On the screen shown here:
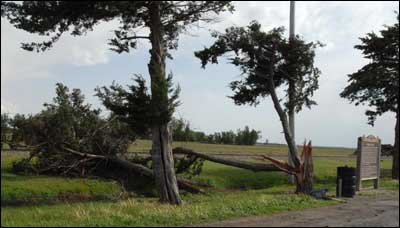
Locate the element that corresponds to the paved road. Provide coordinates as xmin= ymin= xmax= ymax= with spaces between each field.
xmin=189 ymin=190 xmax=399 ymax=227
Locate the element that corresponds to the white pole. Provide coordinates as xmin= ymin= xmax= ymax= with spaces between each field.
xmin=288 ymin=0 xmax=296 ymax=184
xmin=290 ymin=1 xmax=295 ymax=39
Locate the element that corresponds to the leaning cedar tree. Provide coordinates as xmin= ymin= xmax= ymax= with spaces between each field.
xmin=2 ymin=1 xmax=234 ymax=205
xmin=194 ymin=21 xmax=323 ymax=194
xmin=340 ymin=13 xmax=399 ymax=180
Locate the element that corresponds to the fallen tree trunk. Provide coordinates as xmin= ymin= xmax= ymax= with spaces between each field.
xmin=112 ymin=156 xmax=206 ymax=194
xmin=173 ymin=147 xmax=280 ymax=172
xmin=62 ymin=147 xmax=205 ymax=194
xmin=173 ymin=145 xmax=314 ymax=194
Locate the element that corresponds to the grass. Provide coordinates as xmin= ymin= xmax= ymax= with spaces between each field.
xmin=1 ymin=190 xmax=335 ymax=227
xmin=1 ymin=141 xmax=398 ymax=227
xmin=1 ymin=155 xmax=123 ymax=206
xmin=128 ymin=139 xmax=356 ymax=156
xmin=192 ymin=159 xmax=398 ymax=193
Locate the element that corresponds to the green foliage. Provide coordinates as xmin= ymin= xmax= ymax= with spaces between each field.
xmin=96 ymin=74 xmax=180 ymax=130
xmin=195 ymin=21 xmax=323 ymax=112
xmin=171 ymin=118 xmax=260 ymax=145
xmin=1 ymin=113 xmax=10 ymax=131
xmin=1 ymin=113 xmax=11 ymax=147
xmin=1 ymin=1 xmax=233 ymax=53
xmin=340 ymin=14 xmax=399 ymax=125
xmin=1 ymin=113 xmax=36 ymax=149
xmin=11 ymin=158 xmax=36 ymax=175
xmin=235 ymin=126 xmax=260 ymax=145
xmin=95 ymin=76 xmax=152 ymax=137
xmin=175 ymin=156 xmax=204 ymax=179
xmin=12 ymin=83 xmax=135 ymax=177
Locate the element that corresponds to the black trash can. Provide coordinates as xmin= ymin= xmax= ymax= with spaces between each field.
xmin=336 ymin=166 xmax=356 ymax=198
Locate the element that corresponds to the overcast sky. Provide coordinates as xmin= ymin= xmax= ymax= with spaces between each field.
xmin=1 ymin=1 xmax=399 ymax=148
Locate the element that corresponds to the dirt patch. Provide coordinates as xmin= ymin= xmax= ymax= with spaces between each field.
xmin=188 ymin=190 xmax=399 ymax=227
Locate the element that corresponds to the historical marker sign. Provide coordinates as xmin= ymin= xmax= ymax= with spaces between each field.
xmin=356 ymin=135 xmax=381 ymax=191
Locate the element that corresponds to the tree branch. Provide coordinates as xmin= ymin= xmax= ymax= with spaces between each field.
xmin=122 ymin=36 xmax=150 ymax=40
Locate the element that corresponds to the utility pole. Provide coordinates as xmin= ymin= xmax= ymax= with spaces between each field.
xmin=288 ymin=0 xmax=296 ymax=184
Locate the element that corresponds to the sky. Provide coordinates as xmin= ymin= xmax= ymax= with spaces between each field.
xmin=1 ymin=1 xmax=399 ymax=148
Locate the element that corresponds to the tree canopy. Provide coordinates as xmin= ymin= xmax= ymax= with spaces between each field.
xmin=340 ymin=13 xmax=399 ymax=180
xmin=1 ymin=1 xmax=233 ymax=53
xmin=195 ymin=21 xmax=323 ymax=112
xmin=340 ymin=14 xmax=399 ymax=125
xmin=96 ymin=74 xmax=180 ymax=135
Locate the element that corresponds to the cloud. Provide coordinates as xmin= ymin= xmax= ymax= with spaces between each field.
xmin=1 ymin=18 xmax=118 ymax=82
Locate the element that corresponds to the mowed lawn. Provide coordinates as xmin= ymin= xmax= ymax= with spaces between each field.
xmin=1 ymin=142 xmax=398 ymax=227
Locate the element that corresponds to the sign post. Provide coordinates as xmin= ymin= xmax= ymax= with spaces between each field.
xmin=356 ymin=135 xmax=381 ymax=191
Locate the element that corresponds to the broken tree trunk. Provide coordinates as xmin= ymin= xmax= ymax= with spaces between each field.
xmin=173 ymin=147 xmax=279 ymax=172
xmin=262 ymin=141 xmax=314 ymax=194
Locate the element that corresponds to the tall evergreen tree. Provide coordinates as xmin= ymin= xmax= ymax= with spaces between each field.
xmin=2 ymin=1 xmax=233 ymax=204
xmin=340 ymin=14 xmax=399 ymax=179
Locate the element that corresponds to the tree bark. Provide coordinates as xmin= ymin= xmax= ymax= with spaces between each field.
xmin=173 ymin=147 xmax=280 ymax=172
xmin=288 ymin=80 xmax=296 ymax=184
xmin=264 ymin=57 xmax=300 ymax=168
xmin=393 ymin=111 xmax=399 ymax=179
xmin=148 ymin=2 xmax=181 ymax=205
xmin=110 ymin=154 xmax=204 ymax=194
xmin=295 ymin=142 xmax=313 ymax=194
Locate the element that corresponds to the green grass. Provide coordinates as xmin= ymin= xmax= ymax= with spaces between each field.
xmin=1 ymin=155 xmax=122 ymax=206
xmin=192 ymin=159 xmax=398 ymax=193
xmin=128 ymin=139 xmax=356 ymax=156
xmin=1 ymin=190 xmax=336 ymax=227
xmin=1 ymin=140 xmax=398 ymax=227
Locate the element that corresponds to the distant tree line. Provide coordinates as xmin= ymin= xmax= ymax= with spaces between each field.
xmin=1 ymin=113 xmax=33 ymax=149
xmin=171 ymin=118 xmax=261 ymax=145
xmin=1 ymin=113 xmax=262 ymax=148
